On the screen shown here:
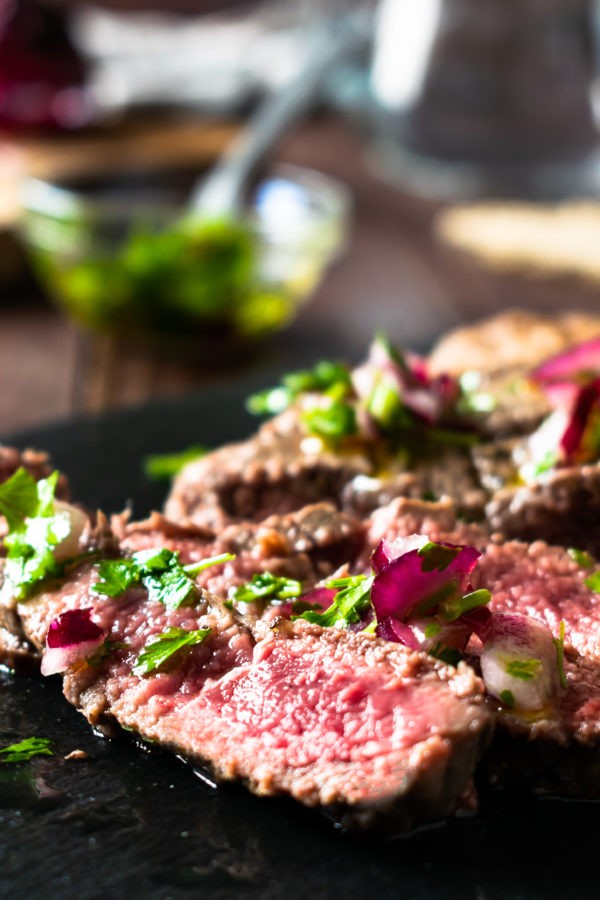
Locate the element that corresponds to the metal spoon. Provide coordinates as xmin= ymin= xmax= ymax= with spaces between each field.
xmin=189 ymin=11 xmax=372 ymax=219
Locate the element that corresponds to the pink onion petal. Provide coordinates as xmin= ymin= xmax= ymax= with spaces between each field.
xmin=480 ymin=613 xmax=559 ymax=711
xmin=532 ymin=336 xmax=600 ymax=386
xmin=560 ymin=378 xmax=600 ymax=461
xmin=371 ymin=535 xmax=429 ymax=574
xmin=41 ymin=608 xmax=106 ymax=676
xmin=371 ymin=540 xmax=480 ymax=622
xmin=46 ymin=607 xmax=104 ymax=648
xmin=410 ymin=618 xmax=471 ymax=654
xmin=461 ymin=606 xmax=493 ymax=641
xmin=376 ymin=617 xmax=421 ymax=649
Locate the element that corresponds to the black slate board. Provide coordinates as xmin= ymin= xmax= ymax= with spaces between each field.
xmin=1 ymin=378 xmax=600 ymax=900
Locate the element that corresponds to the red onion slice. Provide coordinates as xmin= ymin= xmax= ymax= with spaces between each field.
xmin=531 ymin=336 xmax=600 ymax=386
xmin=41 ymin=608 xmax=106 ymax=676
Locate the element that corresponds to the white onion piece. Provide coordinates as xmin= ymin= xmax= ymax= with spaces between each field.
xmin=410 ymin=618 xmax=470 ymax=654
xmin=50 ymin=501 xmax=89 ymax=562
xmin=480 ymin=614 xmax=559 ymax=711
xmin=41 ymin=637 xmax=105 ymax=676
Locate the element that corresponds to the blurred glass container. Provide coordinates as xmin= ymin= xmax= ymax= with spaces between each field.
xmin=19 ymin=164 xmax=350 ymax=359
xmin=368 ymin=0 xmax=600 ymax=198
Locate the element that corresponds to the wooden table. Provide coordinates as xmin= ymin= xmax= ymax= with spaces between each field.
xmin=3 ymin=114 xmax=600 ymax=437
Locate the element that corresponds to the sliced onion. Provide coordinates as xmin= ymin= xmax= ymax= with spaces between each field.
xmin=376 ymin=617 xmax=421 ymax=649
xmin=41 ymin=608 xmax=106 ymax=676
xmin=50 ymin=501 xmax=89 ymax=562
xmin=480 ymin=613 xmax=559 ymax=711
xmin=531 ymin=336 xmax=600 ymax=386
xmin=560 ymin=378 xmax=600 ymax=461
xmin=371 ymin=534 xmax=430 ymax=574
xmin=371 ymin=539 xmax=480 ymax=622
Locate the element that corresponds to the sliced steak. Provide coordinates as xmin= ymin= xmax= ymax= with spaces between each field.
xmin=484 ymin=461 xmax=600 ymax=557
xmin=166 ymin=407 xmax=486 ymax=530
xmin=12 ymin=559 xmax=492 ymax=835
xmin=117 ymin=504 xmax=365 ymax=604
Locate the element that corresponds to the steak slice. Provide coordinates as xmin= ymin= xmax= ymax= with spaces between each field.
xmin=165 ymin=407 xmax=486 ymax=530
xmin=116 ymin=504 xmax=365 ymax=608
xmin=12 ymin=560 xmax=492 ymax=835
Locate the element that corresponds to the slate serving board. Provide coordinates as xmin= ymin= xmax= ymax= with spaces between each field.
xmin=1 ymin=377 xmax=599 ymax=900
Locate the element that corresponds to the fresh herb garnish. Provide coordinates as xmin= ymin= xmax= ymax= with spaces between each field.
xmin=418 ymin=542 xmax=461 ymax=573
xmin=143 ymin=445 xmax=208 ymax=480
xmin=569 ymin=547 xmax=594 ymax=569
xmin=93 ymin=550 xmax=234 ymax=611
xmin=134 ymin=626 xmax=211 ymax=675
xmin=0 ymin=737 xmax=53 ymax=764
xmin=439 ymin=588 xmax=491 ymax=623
xmin=301 ymin=400 xmax=357 ymax=439
xmin=296 ymin=574 xmax=373 ymax=628
xmin=584 ymin=570 xmax=600 ymax=592
xmin=429 ymin=643 xmax=462 ymax=667
xmin=554 ymin=620 xmax=568 ymax=689
xmin=232 ymin=572 xmax=302 ymax=604
xmin=247 ymin=360 xmax=351 ymax=417
xmin=504 ymin=658 xmax=542 ymax=680
xmin=499 ymin=689 xmax=515 ymax=708
xmin=0 ymin=469 xmax=72 ymax=600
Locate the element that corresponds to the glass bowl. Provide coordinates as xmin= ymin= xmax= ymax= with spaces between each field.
xmin=19 ymin=163 xmax=350 ymax=357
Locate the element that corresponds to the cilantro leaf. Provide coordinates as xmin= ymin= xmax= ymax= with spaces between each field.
xmin=143 ymin=445 xmax=208 ymax=481
xmin=134 ymin=626 xmax=211 ymax=675
xmin=301 ymin=400 xmax=357 ymax=439
xmin=233 ymin=572 xmax=302 ymax=604
xmin=499 ymin=689 xmax=515 ymax=708
xmin=569 ymin=547 xmax=594 ymax=569
xmin=93 ymin=559 xmax=141 ymax=597
xmin=93 ymin=549 xmax=233 ymax=611
xmin=246 ymin=360 xmax=351 ymax=417
xmin=0 ymin=471 xmax=71 ymax=600
xmin=584 ymin=571 xmax=600 ymax=592
xmin=504 ymin=658 xmax=542 ymax=680
xmin=554 ymin=620 xmax=568 ymax=689
xmin=296 ymin=574 xmax=373 ymax=628
xmin=0 ymin=468 xmax=48 ymax=532
xmin=0 ymin=737 xmax=53 ymax=764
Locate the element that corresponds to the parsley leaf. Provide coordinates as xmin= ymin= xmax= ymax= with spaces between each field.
xmin=0 ymin=468 xmax=41 ymax=531
xmin=584 ymin=571 xmax=600 ymax=592
xmin=246 ymin=360 xmax=351 ymax=416
xmin=233 ymin=572 xmax=302 ymax=604
xmin=134 ymin=626 xmax=211 ymax=675
xmin=504 ymin=658 xmax=542 ymax=680
xmin=0 ymin=737 xmax=53 ymax=764
xmin=554 ymin=620 xmax=568 ymax=689
xmin=569 ymin=547 xmax=594 ymax=569
xmin=93 ymin=550 xmax=234 ymax=611
xmin=143 ymin=445 xmax=208 ymax=480
xmin=296 ymin=574 xmax=373 ymax=628
xmin=499 ymin=689 xmax=515 ymax=708
xmin=301 ymin=400 xmax=357 ymax=439
xmin=0 ymin=470 xmax=71 ymax=600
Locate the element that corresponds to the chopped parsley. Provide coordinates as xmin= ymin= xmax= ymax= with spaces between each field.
xmin=93 ymin=549 xmax=234 ymax=611
xmin=0 ymin=737 xmax=53 ymax=764
xmin=429 ymin=643 xmax=462 ymax=667
xmin=499 ymin=689 xmax=515 ymax=708
xmin=134 ymin=626 xmax=211 ymax=675
xmin=504 ymin=658 xmax=542 ymax=680
xmin=418 ymin=542 xmax=461 ymax=573
xmin=439 ymin=588 xmax=491 ymax=623
xmin=584 ymin=570 xmax=600 ymax=592
xmin=0 ymin=469 xmax=71 ymax=600
xmin=301 ymin=400 xmax=357 ymax=439
xmin=246 ymin=360 xmax=351 ymax=416
xmin=232 ymin=572 xmax=302 ymax=604
xmin=143 ymin=445 xmax=208 ymax=480
xmin=296 ymin=574 xmax=373 ymax=629
xmin=554 ymin=620 xmax=568 ymax=689
xmin=568 ymin=547 xmax=594 ymax=569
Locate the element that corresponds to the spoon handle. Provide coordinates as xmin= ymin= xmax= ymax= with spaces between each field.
xmin=191 ymin=12 xmax=371 ymax=218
